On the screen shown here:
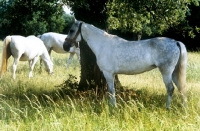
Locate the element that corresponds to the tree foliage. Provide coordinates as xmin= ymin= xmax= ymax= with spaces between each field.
xmin=0 ymin=0 xmax=71 ymax=36
xmin=62 ymin=13 xmax=75 ymax=33
xmin=63 ymin=0 xmax=108 ymax=29
xmin=106 ymin=0 xmax=195 ymax=35
xmin=63 ymin=0 xmax=200 ymax=37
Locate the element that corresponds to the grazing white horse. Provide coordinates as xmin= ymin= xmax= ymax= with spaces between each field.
xmin=0 ymin=35 xmax=53 ymax=79
xmin=38 ymin=32 xmax=80 ymax=69
xmin=63 ymin=20 xmax=188 ymax=109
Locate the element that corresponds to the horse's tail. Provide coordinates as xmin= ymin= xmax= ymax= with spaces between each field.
xmin=173 ymin=41 xmax=187 ymax=106
xmin=0 ymin=36 xmax=12 ymax=77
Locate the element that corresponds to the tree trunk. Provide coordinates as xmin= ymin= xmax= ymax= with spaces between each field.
xmin=78 ymin=40 xmax=121 ymax=92
xmin=78 ymin=40 xmax=96 ymax=90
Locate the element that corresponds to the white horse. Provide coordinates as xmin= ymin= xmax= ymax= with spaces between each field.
xmin=63 ymin=20 xmax=188 ymax=109
xmin=0 ymin=35 xmax=53 ymax=79
xmin=38 ymin=32 xmax=80 ymax=69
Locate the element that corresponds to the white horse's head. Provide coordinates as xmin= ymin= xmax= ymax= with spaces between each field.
xmin=63 ymin=20 xmax=82 ymax=52
xmin=44 ymin=60 xmax=53 ymax=74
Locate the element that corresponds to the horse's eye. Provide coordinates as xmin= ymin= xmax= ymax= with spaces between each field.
xmin=70 ymin=30 xmax=74 ymax=33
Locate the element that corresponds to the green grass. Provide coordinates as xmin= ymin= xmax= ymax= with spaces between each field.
xmin=0 ymin=40 xmax=200 ymax=131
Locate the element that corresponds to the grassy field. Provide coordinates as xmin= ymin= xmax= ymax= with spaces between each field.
xmin=0 ymin=40 xmax=200 ymax=131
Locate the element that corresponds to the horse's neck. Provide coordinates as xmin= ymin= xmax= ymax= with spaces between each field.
xmin=41 ymin=50 xmax=51 ymax=64
xmin=82 ymin=24 xmax=108 ymax=57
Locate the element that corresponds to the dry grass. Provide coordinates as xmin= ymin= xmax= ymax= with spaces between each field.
xmin=0 ymin=40 xmax=200 ymax=131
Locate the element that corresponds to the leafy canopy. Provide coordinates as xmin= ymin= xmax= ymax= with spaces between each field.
xmin=106 ymin=0 xmax=196 ymax=35
xmin=0 ymin=0 xmax=69 ymax=36
xmin=63 ymin=0 xmax=108 ymax=29
xmin=62 ymin=0 xmax=200 ymax=37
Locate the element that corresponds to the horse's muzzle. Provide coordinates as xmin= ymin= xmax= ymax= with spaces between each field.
xmin=49 ymin=72 xmax=54 ymax=75
xmin=63 ymin=40 xmax=72 ymax=52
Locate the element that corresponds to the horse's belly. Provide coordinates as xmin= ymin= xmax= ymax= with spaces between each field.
xmin=53 ymin=46 xmax=76 ymax=53
xmin=53 ymin=48 xmax=66 ymax=53
xmin=117 ymin=64 xmax=156 ymax=75
xmin=19 ymin=54 xmax=37 ymax=61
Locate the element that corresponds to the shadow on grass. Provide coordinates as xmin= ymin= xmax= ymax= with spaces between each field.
xmin=0 ymin=74 xmax=183 ymax=110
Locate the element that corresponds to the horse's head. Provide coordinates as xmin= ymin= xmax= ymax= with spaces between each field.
xmin=63 ymin=20 xmax=82 ymax=52
xmin=44 ymin=60 xmax=54 ymax=74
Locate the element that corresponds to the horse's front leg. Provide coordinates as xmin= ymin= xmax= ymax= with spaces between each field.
xmin=103 ymin=71 xmax=116 ymax=106
xmin=13 ymin=58 xmax=19 ymax=80
xmin=66 ymin=53 xmax=75 ymax=69
xmin=28 ymin=60 xmax=33 ymax=78
xmin=29 ymin=57 xmax=39 ymax=78
xmin=40 ymin=49 xmax=52 ymax=71
xmin=75 ymin=48 xmax=80 ymax=62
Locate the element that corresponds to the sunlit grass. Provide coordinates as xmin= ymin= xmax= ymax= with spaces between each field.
xmin=0 ymin=40 xmax=200 ymax=131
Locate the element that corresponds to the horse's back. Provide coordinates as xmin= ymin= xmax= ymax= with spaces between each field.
xmin=25 ymin=35 xmax=47 ymax=53
xmin=40 ymin=32 xmax=67 ymax=53
xmin=10 ymin=35 xmax=27 ymax=53
xmin=99 ymin=37 xmax=180 ymax=74
xmin=10 ymin=35 xmax=46 ymax=61
xmin=146 ymin=37 xmax=180 ymax=64
xmin=41 ymin=32 xmax=67 ymax=41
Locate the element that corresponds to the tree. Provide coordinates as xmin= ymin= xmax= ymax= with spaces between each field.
xmin=106 ymin=0 xmax=195 ymax=36
xmin=61 ymin=0 xmax=200 ymax=91
xmin=62 ymin=0 xmax=108 ymax=29
xmin=62 ymin=0 xmax=123 ymax=92
xmin=64 ymin=0 xmax=199 ymax=36
xmin=62 ymin=13 xmax=75 ymax=33
xmin=163 ymin=2 xmax=200 ymax=49
xmin=77 ymin=39 xmax=121 ymax=92
xmin=0 ymin=0 xmax=66 ymax=36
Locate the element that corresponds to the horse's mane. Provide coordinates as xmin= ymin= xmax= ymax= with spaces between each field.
xmin=85 ymin=23 xmax=106 ymax=34
xmin=85 ymin=23 xmax=122 ymax=40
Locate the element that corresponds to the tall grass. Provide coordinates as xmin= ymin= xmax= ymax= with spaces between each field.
xmin=0 ymin=40 xmax=199 ymax=131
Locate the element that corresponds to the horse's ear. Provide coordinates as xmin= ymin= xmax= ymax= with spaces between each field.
xmin=37 ymin=35 xmax=41 ymax=38
xmin=72 ymin=16 xmax=76 ymax=23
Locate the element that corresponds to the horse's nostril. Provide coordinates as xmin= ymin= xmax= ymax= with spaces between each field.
xmin=63 ymin=42 xmax=72 ymax=52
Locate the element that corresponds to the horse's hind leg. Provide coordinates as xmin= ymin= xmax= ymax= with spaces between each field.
xmin=160 ymin=67 xmax=175 ymax=109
